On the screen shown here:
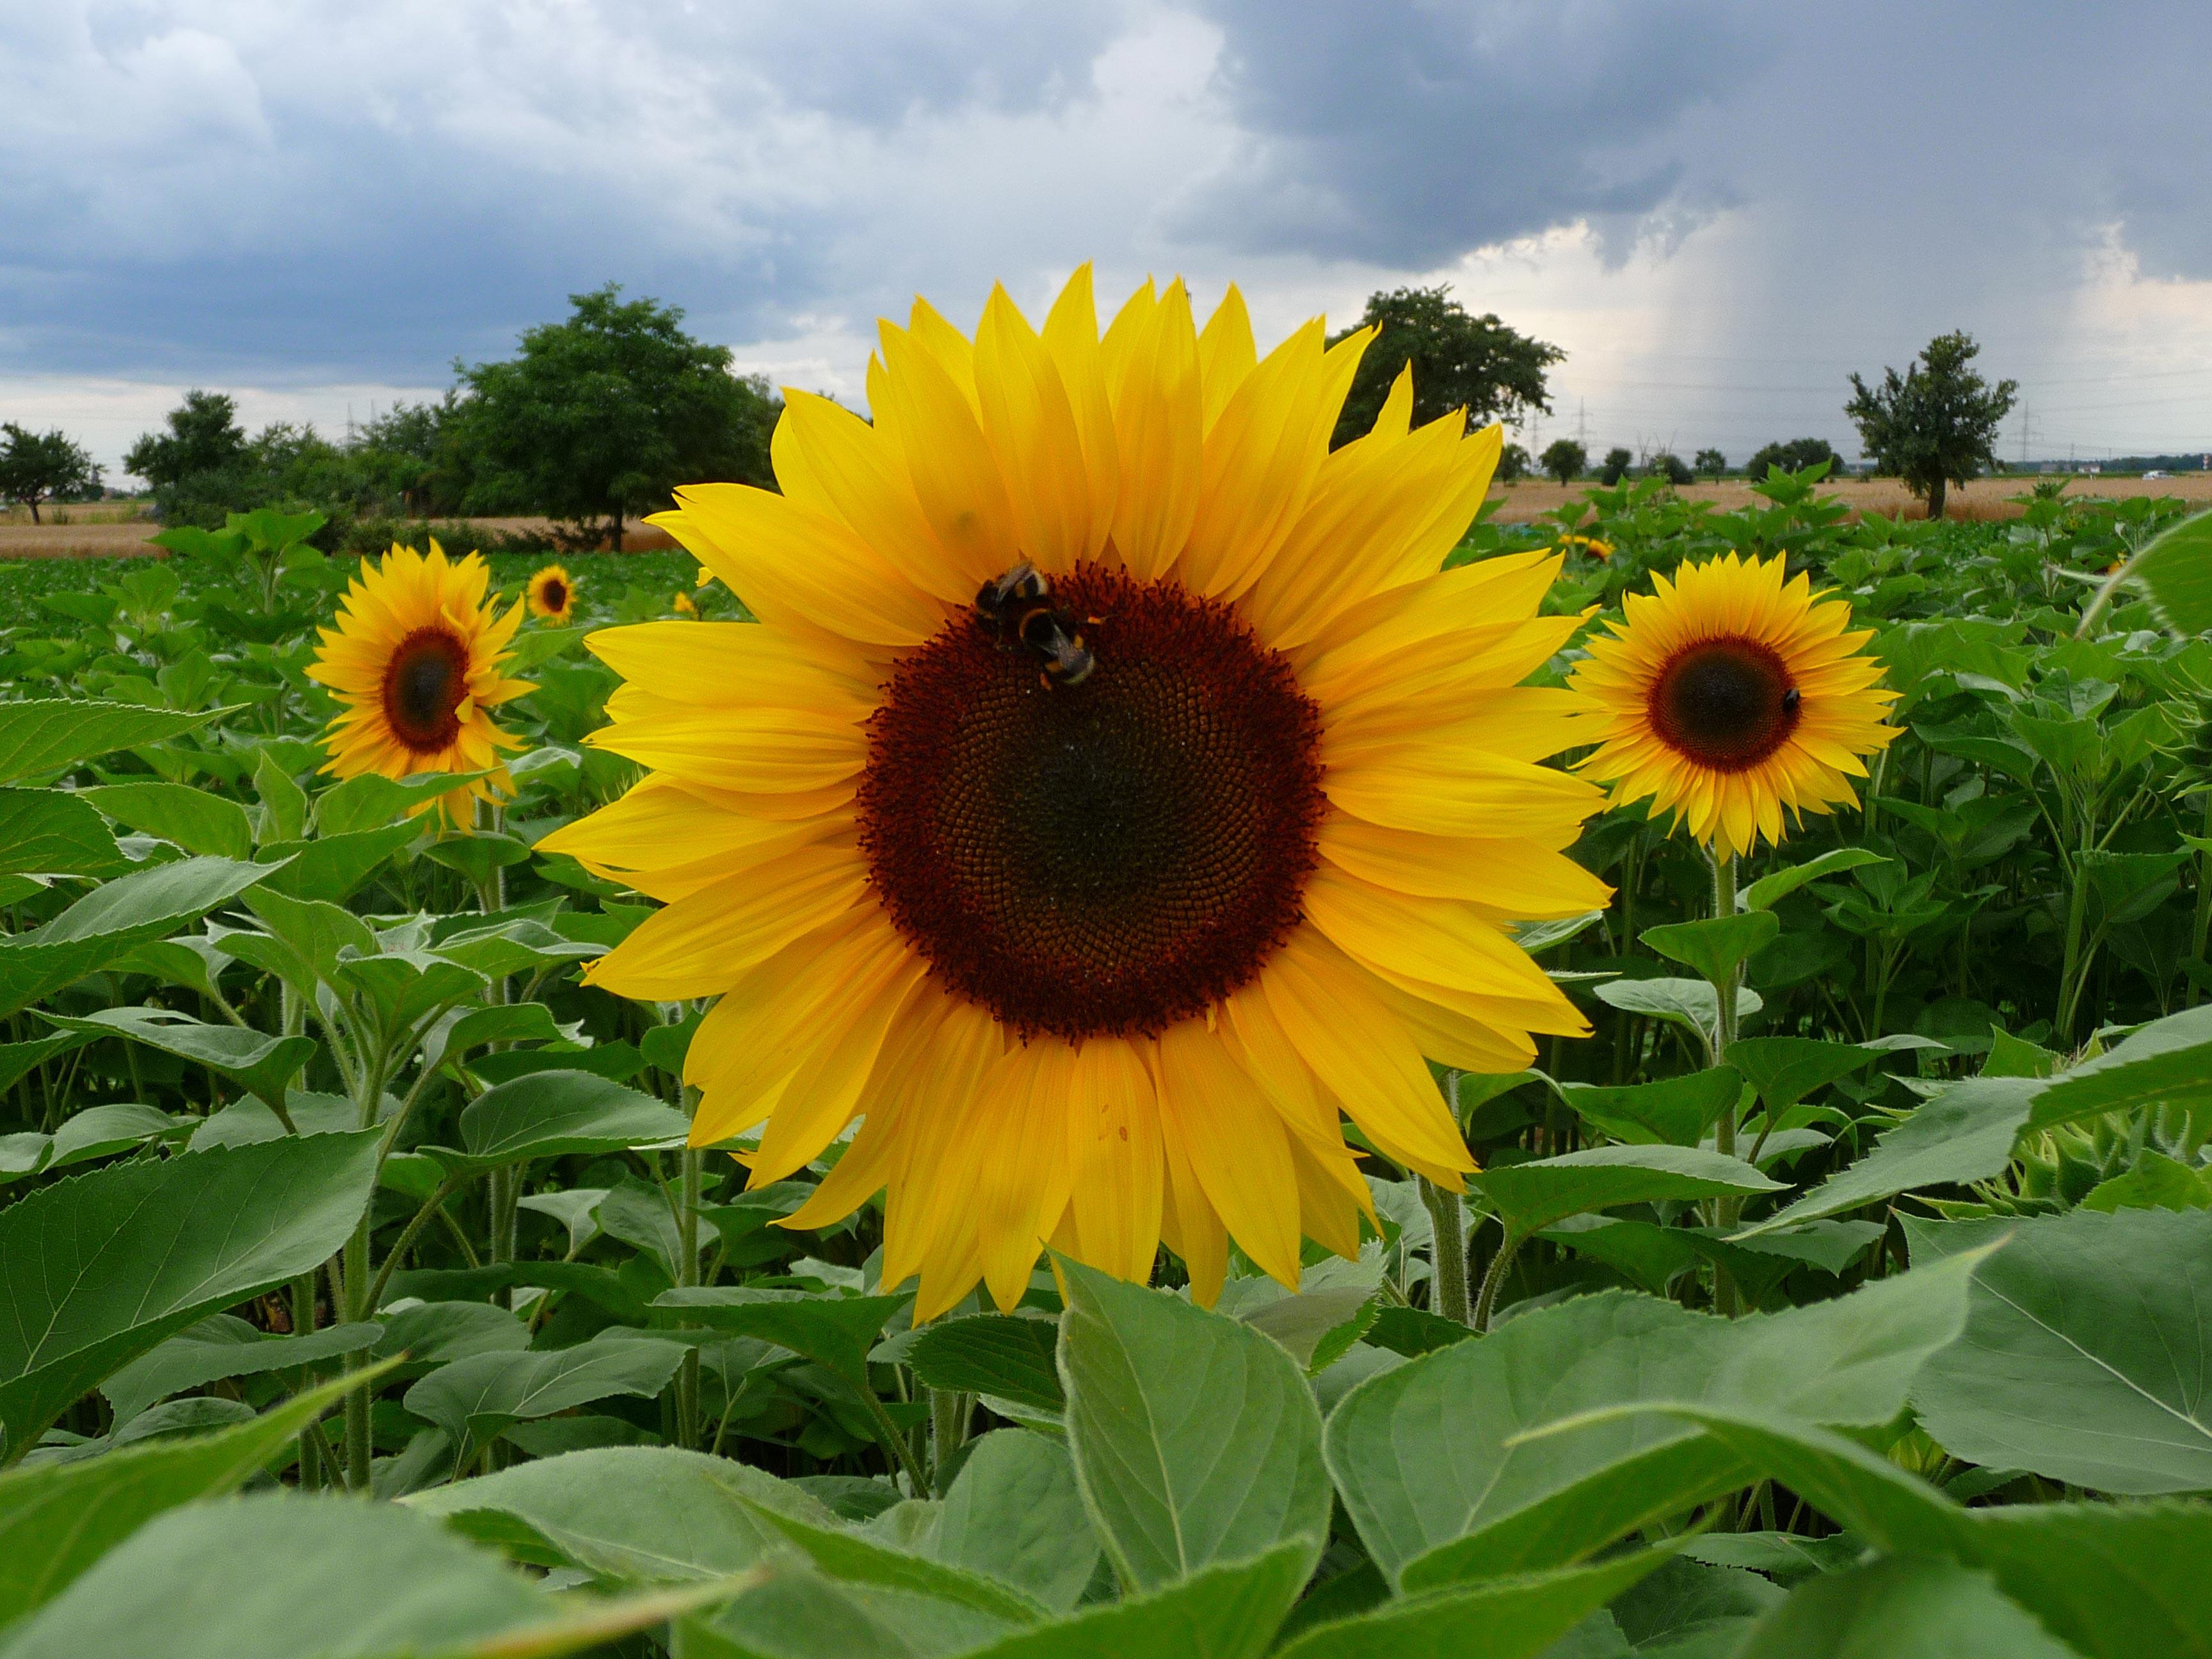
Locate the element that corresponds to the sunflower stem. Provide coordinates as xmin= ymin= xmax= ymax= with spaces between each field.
xmin=1419 ymin=1174 xmax=1471 ymax=1326
xmin=930 ymin=1388 xmax=971 ymax=1488
xmin=1709 ymin=851 xmax=1743 ymax=1316
xmin=1473 ymin=1230 xmax=1523 ymax=1333
xmin=675 ymin=1148 xmax=702 ymax=1449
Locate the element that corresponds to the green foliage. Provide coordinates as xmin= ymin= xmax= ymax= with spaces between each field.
xmin=1541 ymin=438 xmax=1587 ymax=485
xmin=1694 ymin=447 xmax=1728 ymax=481
xmin=1327 ymin=286 xmax=1563 ymax=448
xmin=1744 ymin=435 xmax=1843 ymax=481
xmin=1599 ymin=445 xmax=1633 ymax=485
xmin=1847 ymin=331 xmax=2019 ymax=518
xmin=1646 ymin=450 xmax=1694 ymax=486
xmin=0 ymin=425 xmax=100 ymax=524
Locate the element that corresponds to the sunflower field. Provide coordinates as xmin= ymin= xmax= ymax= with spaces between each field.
xmin=1 ymin=280 xmax=2211 ymax=1659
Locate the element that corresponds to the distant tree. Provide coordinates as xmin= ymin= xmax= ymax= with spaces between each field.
xmin=1498 ymin=442 xmax=1530 ymax=483
xmin=1599 ymin=447 xmax=1634 ymax=486
xmin=124 ymin=390 xmax=250 ymax=513
xmin=1745 ymin=436 xmax=1843 ymax=483
xmin=454 ymin=285 xmax=780 ymax=549
xmin=1540 ymin=438 xmax=1587 ymax=486
xmin=1694 ymin=447 xmax=1728 ymax=481
xmin=1327 ymin=287 xmax=1564 ymax=449
xmin=1845 ymin=332 xmax=2018 ymax=520
xmin=0 ymin=425 xmax=100 ymax=523
xmin=1648 ymin=451 xmax=1694 ymax=485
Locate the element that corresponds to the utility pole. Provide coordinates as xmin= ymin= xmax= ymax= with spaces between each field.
xmin=1575 ymin=399 xmax=1590 ymax=449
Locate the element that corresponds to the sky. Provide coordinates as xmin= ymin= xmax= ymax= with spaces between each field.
xmin=4 ymin=0 xmax=2211 ymax=479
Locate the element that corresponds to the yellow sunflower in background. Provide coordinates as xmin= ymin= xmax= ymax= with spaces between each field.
xmin=309 ymin=540 xmax=533 ymax=815
xmin=1569 ymin=552 xmax=1897 ymax=860
xmin=672 ymin=590 xmax=699 ymax=616
xmin=543 ymin=268 xmax=1610 ymax=1317
xmin=1557 ymin=532 xmax=1613 ymax=560
xmin=526 ymin=563 xmax=576 ymax=624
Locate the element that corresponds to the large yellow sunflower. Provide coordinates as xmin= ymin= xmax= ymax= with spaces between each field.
xmin=309 ymin=540 xmax=533 ymax=810
xmin=526 ymin=563 xmax=576 ymax=624
xmin=1569 ymin=551 xmax=1897 ymax=860
xmin=543 ymin=269 xmax=1610 ymax=1317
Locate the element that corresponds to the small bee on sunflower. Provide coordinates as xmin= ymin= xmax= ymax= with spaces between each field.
xmin=525 ymin=563 xmax=575 ymax=624
xmin=1569 ymin=551 xmax=1897 ymax=861
xmin=672 ymin=589 xmax=700 ymax=617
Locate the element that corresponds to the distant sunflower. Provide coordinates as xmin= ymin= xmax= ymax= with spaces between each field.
xmin=1557 ymin=533 xmax=1613 ymax=560
xmin=544 ymin=269 xmax=1608 ymax=1317
xmin=673 ymin=590 xmax=699 ymax=616
xmin=309 ymin=540 xmax=532 ymax=813
xmin=1569 ymin=552 xmax=1896 ymax=859
xmin=526 ymin=563 xmax=575 ymax=623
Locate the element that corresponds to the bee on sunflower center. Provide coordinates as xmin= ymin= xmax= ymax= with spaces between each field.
xmin=975 ymin=561 xmax=1095 ymax=688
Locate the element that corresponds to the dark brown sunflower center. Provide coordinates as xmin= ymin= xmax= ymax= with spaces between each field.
xmin=541 ymin=579 xmax=568 ymax=611
xmin=1648 ymin=636 xmax=1800 ymax=771
xmin=858 ymin=565 xmax=1325 ymax=1041
xmin=381 ymin=626 xmax=470 ymax=752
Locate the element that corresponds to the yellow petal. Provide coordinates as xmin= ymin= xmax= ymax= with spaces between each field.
xmin=1107 ymin=279 xmax=1203 ymax=581
xmin=585 ymin=842 xmax=867 ymax=999
xmin=1196 ymin=284 xmax=1257 ymax=432
xmin=874 ymin=319 xmax=1022 ymax=592
xmin=1041 ymin=265 xmax=1119 ymax=561
xmin=1155 ymin=1020 xmax=1303 ymax=1288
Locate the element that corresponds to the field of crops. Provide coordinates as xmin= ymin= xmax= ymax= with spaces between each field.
xmin=0 ymin=444 xmax=2208 ymax=1659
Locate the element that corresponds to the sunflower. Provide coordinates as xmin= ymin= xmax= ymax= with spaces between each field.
xmin=542 ymin=269 xmax=1610 ymax=1317
xmin=1556 ymin=532 xmax=1613 ymax=560
xmin=1569 ymin=551 xmax=1897 ymax=860
xmin=673 ymin=590 xmax=699 ymax=616
xmin=526 ymin=563 xmax=576 ymax=623
xmin=308 ymin=540 xmax=533 ymax=813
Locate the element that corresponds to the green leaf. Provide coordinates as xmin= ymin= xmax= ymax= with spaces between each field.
xmin=0 ymin=1130 xmax=379 ymax=1461
xmin=99 ymin=1315 xmax=381 ymax=1424
xmin=250 ymin=748 xmax=309 ymax=844
xmin=230 ymin=886 xmax=376 ymax=999
xmin=2081 ymin=1149 xmax=2212 ymax=1213
xmin=0 ymin=1491 xmax=554 ymax=1659
xmin=1470 ymin=1145 xmax=1783 ymax=1240
xmin=1961 ymin=1500 xmax=2212 ymax=1659
xmin=424 ymin=833 xmax=534 ymax=888
xmin=0 ymin=789 xmax=125 ymax=875
xmin=0 ymin=856 xmax=276 ymax=1017
xmin=1641 ymin=911 xmax=1781 ymax=986
xmin=953 ymin=1543 xmax=1311 ymax=1659
xmin=1741 ymin=847 xmax=1892 ymax=911
xmin=0 ymin=700 xmax=223 ymax=785
xmin=1907 ymin=1208 xmax=2212 ymax=1493
xmin=40 ymin=1007 xmax=314 ymax=1116
xmin=1732 ymin=1076 xmax=2042 ymax=1237
xmin=254 ymin=821 xmax=423 ymax=902
xmin=1279 ymin=1550 xmax=1675 ymax=1659
xmin=2029 ymin=1004 xmax=2212 ymax=1132
xmin=1057 ymin=1257 xmax=1330 ymax=1593
xmin=85 ymin=781 xmax=253 ymax=860
xmin=434 ymin=1069 xmax=689 ymax=1169
xmin=406 ymin=1445 xmax=837 ymax=1582
xmin=1324 ymin=1254 xmax=1978 ymax=1587
xmin=674 ymin=1566 xmax=1017 ymax=1659
xmin=1553 ymin=1069 xmax=1743 ymax=1146
xmin=739 ymin=1501 xmax=1048 ymax=1625
xmin=925 ymin=1429 xmax=1100 ymax=1613
xmin=1733 ymin=1557 xmax=2079 ymax=1658
xmin=1592 ymin=977 xmax=1763 ymax=1055
xmin=312 ymin=771 xmax=480 ymax=837
xmin=47 ymin=1102 xmax=184 ymax=1167
xmin=1722 ymin=1037 xmax=1877 ymax=1117
xmin=653 ymin=1289 xmax=910 ymax=1386
xmin=403 ymin=1335 xmax=686 ymax=1459
xmin=902 ymin=1315 xmax=1064 ymax=1415
xmin=0 ymin=1368 xmax=381 ymax=1626
xmin=2129 ymin=506 xmax=2212 ymax=636
xmin=1239 ymin=1286 xmax=1378 ymax=1374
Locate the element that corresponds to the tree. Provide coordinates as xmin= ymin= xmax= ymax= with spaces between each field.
xmin=0 ymin=425 xmax=100 ymax=523
xmin=1845 ymin=332 xmax=2017 ymax=520
xmin=1498 ymin=442 xmax=1530 ymax=483
xmin=124 ymin=390 xmax=250 ymax=502
xmin=1694 ymin=447 xmax=1728 ymax=481
xmin=1541 ymin=438 xmax=1587 ymax=486
xmin=1599 ymin=447 xmax=1634 ymax=486
xmin=1327 ymin=287 xmax=1564 ymax=449
xmin=454 ymin=285 xmax=780 ymax=549
xmin=1745 ymin=436 xmax=1843 ymax=483
xmin=1648 ymin=451 xmax=1693 ymax=485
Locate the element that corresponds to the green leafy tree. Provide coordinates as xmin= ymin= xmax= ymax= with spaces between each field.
xmin=1541 ymin=438 xmax=1587 ymax=486
xmin=1327 ymin=287 xmax=1564 ymax=449
xmin=1846 ymin=332 xmax=2018 ymax=520
xmin=0 ymin=425 xmax=100 ymax=523
xmin=1498 ymin=441 xmax=1530 ymax=483
xmin=1694 ymin=447 xmax=1728 ymax=481
xmin=1648 ymin=451 xmax=1693 ymax=485
xmin=1599 ymin=446 xmax=1634 ymax=486
xmin=1745 ymin=436 xmax=1843 ymax=483
xmin=454 ymin=285 xmax=780 ymax=549
xmin=124 ymin=390 xmax=252 ymax=522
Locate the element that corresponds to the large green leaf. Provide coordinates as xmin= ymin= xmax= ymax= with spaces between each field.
xmin=40 ymin=1007 xmax=314 ymax=1117
xmin=923 ymin=1429 xmax=1100 ymax=1614
xmin=653 ymin=1289 xmax=909 ymax=1386
xmin=2129 ymin=505 xmax=2212 ymax=636
xmin=1723 ymin=1037 xmax=1877 ymax=1118
xmin=1276 ymin=1549 xmax=1676 ymax=1659
xmin=1733 ymin=1076 xmax=2042 ymax=1237
xmin=408 ymin=1446 xmax=836 ymax=1582
xmin=956 ymin=1543 xmax=1310 ymax=1659
xmin=0 ymin=1369 xmax=379 ymax=1626
xmin=402 ymin=1335 xmax=685 ymax=1458
xmin=1733 ymin=1557 xmax=2079 ymax=1658
xmin=0 ymin=789 xmax=125 ymax=875
xmin=0 ymin=1129 xmax=380 ymax=1461
xmin=1592 ymin=977 xmax=1763 ymax=1056
xmin=0 ymin=700 xmax=223 ymax=785
xmin=1323 ymin=1253 xmax=1978 ymax=1587
xmin=0 ymin=1492 xmax=550 ymax=1659
xmin=1641 ymin=911 xmax=1780 ymax=988
xmin=1908 ymin=1208 xmax=2212 ymax=1493
xmin=255 ymin=822 xmax=423 ymax=903
xmin=2028 ymin=1004 xmax=2212 ymax=1132
xmin=1553 ymin=1069 xmax=1743 ymax=1147
xmin=901 ymin=1315 xmax=1063 ymax=1415
xmin=83 ymin=781 xmax=254 ymax=860
xmin=99 ymin=1315 xmax=381 ymax=1424
xmin=0 ymin=856 xmax=276 ymax=1017
xmin=739 ymin=1502 xmax=1047 ymax=1625
xmin=1470 ymin=1145 xmax=1783 ymax=1239
xmin=433 ymin=1068 xmax=690 ymax=1169
xmin=1741 ymin=847 xmax=1891 ymax=911
xmin=1056 ymin=1258 xmax=1331 ymax=1593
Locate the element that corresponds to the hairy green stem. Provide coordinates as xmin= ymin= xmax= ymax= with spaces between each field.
xmin=2193 ymin=796 xmax=2212 ymax=1009
xmin=1418 ymin=1174 xmax=1471 ymax=1326
xmin=1472 ymin=1230 xmax=1523 ymax=1333
xmin=676 ymin=1149 xmax=703 ymax=1449
xmin=1710 ymin=853 xmax=1743 ymax=1316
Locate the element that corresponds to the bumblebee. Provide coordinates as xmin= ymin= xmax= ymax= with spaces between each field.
xmin=975 ymin=561 xmax=1096 ymax=687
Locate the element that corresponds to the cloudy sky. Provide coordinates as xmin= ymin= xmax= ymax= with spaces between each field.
xmin=6 ymin=0 xmax=2210 ymax=477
